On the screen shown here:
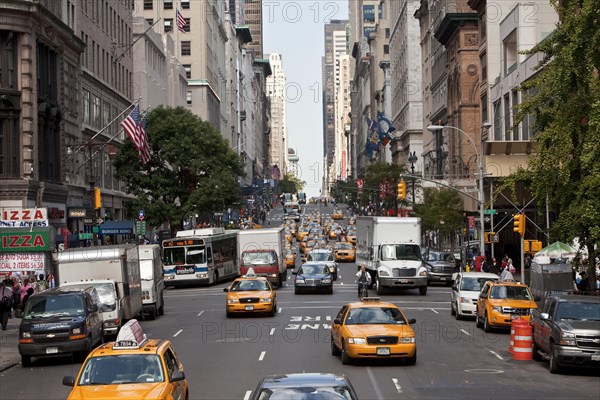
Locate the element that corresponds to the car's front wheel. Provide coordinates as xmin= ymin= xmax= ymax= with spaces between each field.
xmin=483 ymin=313 xmax=493 ymax=333
xmin=475 ymin=309 xmax=483 ymax=328
xmin=331 ymin=335 xmax=341 ymax=356
xmin=549 ymin=343 xmax=562 ymax=374
xmin=341 ymin=341 xmax=352 ymax=365
xmin=405 ymin=350 xmax=417 ymax=366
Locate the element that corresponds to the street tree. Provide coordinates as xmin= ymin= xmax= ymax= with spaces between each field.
xmin=278 ymin=173 xmax=306 ymax=194
xmin=502 ymin=0 xmax=600 ymax=269
xmin=360 ymin=162 xmax=405 ymax=211
xmin=414 ymin=188 xmax=464 ymax=249
xmin=114 ymin=106 xmax=244 ymax=230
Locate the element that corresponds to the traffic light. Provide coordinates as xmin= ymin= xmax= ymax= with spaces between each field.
xmin=397 ymin=181 xmax=406 ymax=200
xmin=513 ymin=213 xmax=525 ymax=236
xmin=94 ymin=187 xmax=102 ymax=209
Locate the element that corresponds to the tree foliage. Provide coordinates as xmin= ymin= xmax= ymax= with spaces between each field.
xmin=414 ymin=188 xmax=464 ymax=235
xmin=278 ymin=173 xmax=306 ymax=194
xmin=360 ymin=162 xmax=405 ymax=209
xmin=114 ymin=106 xmax=244 ymax=229
xmin=503 ymin=0 xmax=600 ymax=267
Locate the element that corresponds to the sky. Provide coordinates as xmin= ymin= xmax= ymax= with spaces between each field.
xmin=263 ymin=0 xmax=349 ymax=198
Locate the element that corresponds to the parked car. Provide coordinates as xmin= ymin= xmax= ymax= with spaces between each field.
xmin=250 ymin=373 xmax=358 ymax=400
xmin=450 ymin=272 xmax=498 ymax=319
xmin=531 ymin=295 xmax=600 ymax=373
xmin=424 ymin=250 xmax=457 ymax=286
xmin=293 ymin=263 xmax=333 ymax=294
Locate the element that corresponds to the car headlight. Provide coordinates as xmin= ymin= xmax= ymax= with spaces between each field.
xmin=459 ymin=297 xmax=471 ymax=303
xmin=72 ymin=328 xmax=82 ymax=335
xmin=559 ymin=332 xmax=576 ymax=346
xmin=104 ymin=318 xmax=121 ymax=328
xmin=347 ymin=337 xmax=366 ymax=344
xmin=419 ymin=269 xmax=428 ymax=276
xmin=399 ymin=337 xmax=415 ymax=343
xmin=295 ymin=279 xmax=305 ymax=284
xmin=227 ymin=299 xmax=239 ymax=304
xmin=322 ymin=278 xmax=332 ymax=284
xmin=378 ymin=270 xmax=389 ymax=277
xmin=22 ymin=332 xmax=31 ymax=338
xmin=260 ymin=298 xmax=272 ymax=303
xmin=492 ymin=306 xmax=503 ymax=313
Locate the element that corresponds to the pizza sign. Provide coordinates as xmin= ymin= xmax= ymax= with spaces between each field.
xmin=0 ymin=208 xmax=48 ymax=227
xmin=0 ymin=228 xmax=55 ymax=253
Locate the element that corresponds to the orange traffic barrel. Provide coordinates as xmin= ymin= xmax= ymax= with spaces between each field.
xmin=509 ymin=325 xmax=515 ymax=354
xmin=511 ymin=318 xmax=533 ymax=361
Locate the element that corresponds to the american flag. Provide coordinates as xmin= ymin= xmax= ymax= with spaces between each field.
xmin=176 ymin=9 xmax=186 ymax=33
xmin=120 ymin=105 xmax=152 ymax=165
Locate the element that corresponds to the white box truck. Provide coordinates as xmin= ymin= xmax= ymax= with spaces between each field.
xmin=237 ymin=227 xmax=286 ymax=287
xmin=53 ymin=244 xmax=143 ymax=337
xmin=139 ymin=244 xmax=165 ymax=320
xmin=356 ymin=216 xmax=428 ymax=295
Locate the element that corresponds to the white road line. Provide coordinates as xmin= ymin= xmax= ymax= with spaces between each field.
xmin=173 ymin=329 xmax=183 ymax=337
xmin=460 ymin=329 xmax=471 ymax=336
xmin=392 ymin=378 xmax=403 ymax=393
xmin=489 ymin=350 xmax=504 ymax=360
xmin=278 ymin=307 xmax=283 ymax=313
xmin=258 ymin=351 xmax=266 ymax=361
xmin=243 ymin=390 xmax=252 ymax=400
xmin=366 ymin=367 xmax=385 ymax=400
xmin=197 ymin=311 xmax=204 ymax=317
xmin=340 ymin=282 xmax=344 ymax=285
xmin=269 ymin=328 xmax=275 ymax=336
xmin=430 ymin=308 xmax=439 ymax=314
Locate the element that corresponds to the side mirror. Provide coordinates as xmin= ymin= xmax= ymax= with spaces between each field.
xmin=540 ymin=312 xmax=550 ymax=321
xmin=62 ymin=376 xmax=75 ymax=387
xmin=223 ymin=288 xmax=229 ymax=292
xmin=408 ymin=318 xmax=416 ymax=325
xmin=479 ymin=292 xmax=487 ymax=299
xmin=333 ymin=318 xmax=342 ymax=325
xmin=292 ymin=271 xmax=297 ymax=275
xmin=171 ymin=370 xmax=186 ymax=382
xmin=90 ymin=304 xmax=99 ymax=313
xmin=451 ymin=285 xmax=458 ymax=291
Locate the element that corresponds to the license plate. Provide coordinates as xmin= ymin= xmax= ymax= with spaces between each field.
xmin=245 ymin=305 xmax=254 ymax=311
xmin=46 ymin=347 xmax=58 ymax=354
xmin=399 ymin=279 xmax=409 ymax=284
xmin=591 ymin=354 xmax=600 ymax=361
xmin=377 ymin=347 xmax=390 ymax=355
xmin=440 ymin=277 xmax=447 ymax=281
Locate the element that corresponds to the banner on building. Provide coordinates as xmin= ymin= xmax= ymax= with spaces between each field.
xmin=0 ymin=253 xmax=46 ymax=272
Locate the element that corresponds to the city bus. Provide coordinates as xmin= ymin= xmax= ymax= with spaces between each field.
xmin=162 ymin=228 xmax=238 ymax=286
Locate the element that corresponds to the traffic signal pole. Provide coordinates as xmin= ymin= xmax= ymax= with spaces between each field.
xmin=520 ymin=235 xmax=525 ymax=283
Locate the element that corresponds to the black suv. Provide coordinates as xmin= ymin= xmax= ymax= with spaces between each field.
xmin=424 ymin=250 xmax=457 ymax=286
xmin=18 ymin=287 xmax=103 ymax=367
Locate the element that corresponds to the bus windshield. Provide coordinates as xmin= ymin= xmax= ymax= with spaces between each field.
xmin=163 ymin=246 xmax=206 ymax=265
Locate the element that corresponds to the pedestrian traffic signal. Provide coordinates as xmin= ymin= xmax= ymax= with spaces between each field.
xmin=513 ymin=213 xmax=525 ymax=236
xmin=397 ymin=181 xmax=406 ymax=200
xmin=94 ymin=187 xmax=102 ymax=209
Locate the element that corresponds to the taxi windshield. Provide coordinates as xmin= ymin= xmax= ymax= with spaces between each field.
xmin=460 ymin=277 xmax=497 ymax=291
xmin=345 ymin=307 xmax=407 ymax=325
xmin=335 ymin=244 xmax=353 ymax=250
xmin=231 ymin=280 xmax=270 ymax=292
xmin=490 ymin=286 xmax=532 ymax=300
xmin=78 ymin=354 xmax=164 ymax=385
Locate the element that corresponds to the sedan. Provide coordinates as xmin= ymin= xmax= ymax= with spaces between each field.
xmin=250 ymin=373 xmax=358 ymax=400
xmin=293 ymin=263 xmax=333 ymax=294
xmin=450 ymin=272 xmax=498 ymax=319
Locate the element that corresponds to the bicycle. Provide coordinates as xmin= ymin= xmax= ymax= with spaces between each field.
xmin=358 ymin=281 xmax=369 ymax=300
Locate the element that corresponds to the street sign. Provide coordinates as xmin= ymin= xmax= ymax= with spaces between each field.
xmin=484 ymin=209 xmax=497 ymax=215
xmin=138 ymin=210 xmax=145 ymax=221
xmin=135 ymin=221 xmax=147 ymax=236
xmin=79 ymin=233 xmax=93 ymax=240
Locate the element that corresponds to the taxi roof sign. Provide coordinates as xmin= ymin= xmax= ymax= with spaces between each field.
xmin=244 ymin=267 xmax=257 ymax=278
xmin=361 ymin=297 xmax=381 ymax=302
xmin=113 ymin=319 xmax=147 ymax=350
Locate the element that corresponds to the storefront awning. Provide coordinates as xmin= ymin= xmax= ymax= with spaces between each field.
xmin=99 ymin=220 xmax=134 ymax=235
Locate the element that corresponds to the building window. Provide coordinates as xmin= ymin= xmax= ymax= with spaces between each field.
xmin=182 ymin=0 xmax=190 ymax=10
xmin=183 ymin=64 xmax=191 ymax=79
xmin=363 ymin=26 xmax=376 ymax=38
xmin=480 ymin=52 xmax=487 ymax=81
xmin=164 ymin=19 xmax=173 ymax=33
xmin=512 ymin=91 xmax=519 ymax=140
xmin=481 ymin=93 xmax=488 ymax=126
xmin=181 ymin=41 xmax=191 ymax=56
xmin=479 ymin=11 xmax=487 ymax=41
xmin=493 ymin=100 xmax=502 ymax=141
xmin=385 ymin=28 xmax=390 ymax=39
xmin=143 ymin=0 xmax=152 ymax=10
xmin=83 ymin=89 xmax=90 ymax=124
xmin=503 ymin=30 xmax=517 ymax=76
xmin=503 ymin=94 xmax=511 ymax=140
xmin=184 ymin=18 xmax=190 ymax=33
xmin=186 ymin=91 xmax=192 ymax=105
xmin=164 ymin=0 xmax=173 ymax=10
xmin=383 ymin=44 xmax=389 ymax=55
xmin=362 ymin=5 xmax=375 ymax=23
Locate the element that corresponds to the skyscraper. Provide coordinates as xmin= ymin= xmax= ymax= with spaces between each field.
xmin=244 ymin=0 xmax=263 ymax=58
xmin=266 ymin=53 xmax=287 ymax=175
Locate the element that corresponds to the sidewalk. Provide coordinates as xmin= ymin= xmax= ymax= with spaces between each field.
xmin=0 ymin=316 xmax=21 ymax=372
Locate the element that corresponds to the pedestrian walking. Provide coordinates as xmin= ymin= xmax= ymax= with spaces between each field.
xmin=0 ymin=280 xmax=13 ymax=330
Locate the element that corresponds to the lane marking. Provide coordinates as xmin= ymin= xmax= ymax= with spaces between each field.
xmin=258 ymin=351 xmax=266 ymax=361
xmin=173 ymin=329 xmax=183 ymax=337
xmin=489 ymin=350 xmax=504 ymax=360
xmin=269 ymin=328 xmax=275 ymax=336
xmin=430 ymin=308 xmax=439 ymax=314
xmin=392 ymin=378 xmax=403 ymax=393
xmin=278 ymin=307 xmax=283 ymax=313
xmin=366 ymin=367 xmax=385 ymax=400
xmin=197 ymin=311 xmax=204 ymax=317
xmin=243 ymin=390 xmax=252 ymax=400
xmin=460 ymin=329 xmax=471 ymax=336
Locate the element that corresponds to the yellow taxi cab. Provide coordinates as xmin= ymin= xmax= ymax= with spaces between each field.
xmin=331 ymin=210 xmax=344 ymax=220
xmin=285 ymin=229 xmax=293 ymax=243
xmin=475 ymin=280 xmax=538 ymax=332
xmin=284 ymin=248 xmax=296 ymax=269
xmin=297 ymin=227 xmax=310 ymax=241
xmin=334 ymin=242 xmax=356 ymax=262
xmin=224 ymin=272 xmax=277 ymax=317
xmin=331 ymin=298 xmax=417 ymax=365
xmin=346 ymin=230 xmax=357 ymax=245
xmin=63 ymin=320 xmax=189 ymax=400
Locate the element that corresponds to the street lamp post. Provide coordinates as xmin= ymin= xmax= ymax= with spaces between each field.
xmin=427 ymin=125 xmax=485 ymax=257
xmin=408 ymin=151 xmax=418 ymax=205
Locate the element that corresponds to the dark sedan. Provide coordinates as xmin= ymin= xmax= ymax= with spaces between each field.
xmin=293 ymin=263 xmax=333 ymax=294
xmin=250 ymin=373 xmax=358 ymax=400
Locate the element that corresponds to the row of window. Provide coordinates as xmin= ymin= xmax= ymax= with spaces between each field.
xmin=144 ymin=0 xmax=189 ymax=10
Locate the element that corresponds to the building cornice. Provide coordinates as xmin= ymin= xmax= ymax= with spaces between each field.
xmin=434 ymin=13 xmax=478 ymax=46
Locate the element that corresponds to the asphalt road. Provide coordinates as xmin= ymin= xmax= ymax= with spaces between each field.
xmin=1 ymin=204 xmax=598 ymax=399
